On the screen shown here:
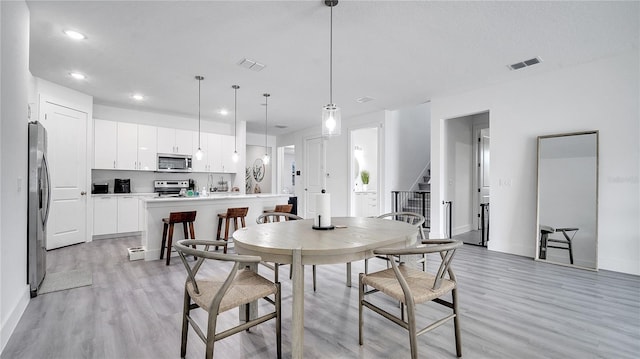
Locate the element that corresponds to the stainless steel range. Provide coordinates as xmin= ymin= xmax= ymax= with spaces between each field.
xmin=154 ymin=180 xmax=189 ymax=196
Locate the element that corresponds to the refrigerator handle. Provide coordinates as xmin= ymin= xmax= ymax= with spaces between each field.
xmin=42 ymin=153 xmax=52 ymax=226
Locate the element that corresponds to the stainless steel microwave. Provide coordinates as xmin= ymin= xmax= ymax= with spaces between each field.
xmin=157 ymin=154 xmax=192 ymax=172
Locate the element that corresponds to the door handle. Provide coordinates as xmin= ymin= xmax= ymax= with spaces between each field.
xmin=81 ymin=191 xmax=87 ymax=196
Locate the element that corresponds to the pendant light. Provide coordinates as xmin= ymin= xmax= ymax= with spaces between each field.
xmin=194 ymin=75 xmax=204 ymax=160
xmin=231 ymin=85 xmax=240 ymax=163
xmin=322 ymin=0 xmax=341 ymax=137
xmin=262 ymin=93 xmax=271 ymax=165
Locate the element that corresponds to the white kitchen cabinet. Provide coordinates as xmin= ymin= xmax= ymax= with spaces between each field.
xmin=158 ymin=127 xmax=193 ymax=155
xmin=355 ymin=192 xmax=378 ymax=217
xmin=94 ymin=120 xmax=157 ymax=171
xmin=220 ymin=135 xmax=237 ymax=173
xmin=208 ymin=133 xmax=223 ymax=172
xmin=94 ymin=119 xmax=117 ymax=169
xmin=93 ymin=195 xmax=141 ymax=235
xmin=116 ymin=122 xmax=138 ymax=170
xmin=117 ymin=196 xmax=139 ymax=233
xmin=137 ymin=124 xmax=157 ymax=170
xmin=93 ymin=196 xmax=117 ymax=235
xmin=192 ymin=131 xmax=210 ymax=172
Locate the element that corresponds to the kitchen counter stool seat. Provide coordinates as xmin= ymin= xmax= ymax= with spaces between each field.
xmin=160 ymin=211 xmax=197 ymax=265
xmin=216 ymin=207 xmax=248 ymax=253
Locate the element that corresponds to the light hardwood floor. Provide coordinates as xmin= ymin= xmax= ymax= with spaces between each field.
xmin=3 ymin=235 xmax=639 ymax=358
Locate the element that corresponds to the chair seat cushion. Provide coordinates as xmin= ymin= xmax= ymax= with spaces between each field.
xmin=362 ymin=265 xmax=455 ymax=304
xmin=186 ymin=269 xmax=277 ymax=313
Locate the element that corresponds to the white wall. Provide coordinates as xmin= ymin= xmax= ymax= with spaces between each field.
xmin=94 ymin=104 xmax=233 ymax=135
xmin=383 ymin=102 xmax=431 ymax=212
xmin=431 ymin=50 xmax=639 ymax=275
xmin=0 ymin=0 xmax=30 ymax=352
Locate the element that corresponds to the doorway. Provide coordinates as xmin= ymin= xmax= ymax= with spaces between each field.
xmin=350 ymin=127 xmax=379 ymax=217
xmin=444 ymin=111 xmax=490 ymax=246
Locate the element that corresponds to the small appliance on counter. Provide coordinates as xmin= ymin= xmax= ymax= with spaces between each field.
xmin=92 ymin=183 xmax=109 ymax=194
xmin=114 ymin=178 xmax=131 ymax=193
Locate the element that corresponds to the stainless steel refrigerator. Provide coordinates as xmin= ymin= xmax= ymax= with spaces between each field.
xmin=28 ymin=121 xmax=50 ymax=297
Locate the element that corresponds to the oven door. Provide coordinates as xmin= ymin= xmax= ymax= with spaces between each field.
xmin=157 ymin=154 xmax=192 ymax=172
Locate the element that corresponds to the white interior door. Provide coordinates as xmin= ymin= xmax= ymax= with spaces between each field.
xmin=304 ymin=137 xmax=323 ymax=219
xmin=42 ymin=101 xmax=88 ymax=249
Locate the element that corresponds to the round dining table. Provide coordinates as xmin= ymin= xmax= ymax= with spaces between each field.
xmin=233 ymin=216 xmax=418 ymax=358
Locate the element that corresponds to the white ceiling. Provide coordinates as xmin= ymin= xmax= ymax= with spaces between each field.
xmin=26 ymin=1 xmax=639 ymax=135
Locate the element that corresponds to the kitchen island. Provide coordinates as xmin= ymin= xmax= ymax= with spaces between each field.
xmin=139 ymin=193 xmax=290 ymax=261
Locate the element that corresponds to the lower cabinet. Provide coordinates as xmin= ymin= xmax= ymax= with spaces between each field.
xmin=355 ymin=192 xmax=378 ymax=217
xmin=93 ymin=196 xmax=139 ymax=235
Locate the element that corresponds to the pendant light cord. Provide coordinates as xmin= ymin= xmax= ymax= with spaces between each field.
xmin=197 ymin=76 xmax=202 ymax=148
xmin=264 ymin=94 xmax=269 ymax=153
xmin=329 ymin=4 xmax=333 ymax=105
xmin=233 ymin=85 xmax=238 ymax=152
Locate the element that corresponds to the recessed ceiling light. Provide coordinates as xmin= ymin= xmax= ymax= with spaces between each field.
xmin=69 ymin=72 xmax=86 ymax=80
xmin=219 ymin=109 xmax=229 ymax=116
xmin=63 ymin=30 xmax=86 ymax=40
xmin=356 ymin=96 xmax=375 ymax=103
xmin=131 ymin=94 xmax=145 ymax=101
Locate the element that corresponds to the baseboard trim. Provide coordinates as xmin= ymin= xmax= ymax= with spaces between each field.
xmin=1 ymin=284 xmax=29 ymax=355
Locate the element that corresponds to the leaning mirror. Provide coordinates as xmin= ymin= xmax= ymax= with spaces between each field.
xmin=536 ymin=131 xmax=598 ymax=270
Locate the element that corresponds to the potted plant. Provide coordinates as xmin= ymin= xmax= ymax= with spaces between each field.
xmin=360 ymin=170 xmax=370 ymax=191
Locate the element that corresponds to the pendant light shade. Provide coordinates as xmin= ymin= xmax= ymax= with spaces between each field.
xmin=322 ymin=0 xmax=341 ymax=137
xmin=232 ymin=85 xmax=240 ymax=163
xmin=194 ymin=75 xmax=205 ymax=160
xmin=263 ymin=93 xmax=270 ymax=165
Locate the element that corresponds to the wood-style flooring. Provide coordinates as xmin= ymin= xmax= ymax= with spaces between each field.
xmin=2 ymin=235 xmax=639 ymax=358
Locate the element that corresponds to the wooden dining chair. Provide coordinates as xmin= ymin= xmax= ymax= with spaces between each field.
xmin=256 ymin=212 xmax=319 ymax=291
xmin=359 ymin=239 xmax=463 ymax=359
xmin=365 ymin=212 xmax=427 ymax=274
xmin=174 ymin=239 xmax=281 ymax=359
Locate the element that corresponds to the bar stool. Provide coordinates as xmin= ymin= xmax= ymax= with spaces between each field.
xmin=160 ymin=211 xmax=197 ymax=265
xmin=215 ymin=207 xmax=249 ymax=253
xmin=262 ymin=204 xmax=293 ymax=222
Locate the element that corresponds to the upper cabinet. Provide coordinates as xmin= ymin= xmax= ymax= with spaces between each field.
xmin=220 ymin=135 xmax=237 ymax=173
xmin=94 ymin=119 xmax=157 ymax=171
xmin=157 ymin=127 xmax=193 ymax=155
xmin=191 ymin=133 xmax=237 ymax=173
xmin=94 ymin=120 xmax=236 ymax=173
xmin=94 ymin=119 xmax=118 ymax=169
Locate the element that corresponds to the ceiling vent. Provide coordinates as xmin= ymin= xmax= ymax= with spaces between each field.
xmin=508 ymin=57 xmax=542 ymax=71
xmin=237 ymin=58 xmax=266 ymax=72
xmin=356 ymin=96 xmax=375 ymax=103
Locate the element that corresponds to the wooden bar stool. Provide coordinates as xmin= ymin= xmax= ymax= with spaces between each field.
xmin=160 ymin=211 xmax=197 ymax=265
xmin=215 ymin=207 xmax=248 ymax=253
xmin=262 ymin=204 xmax=293 ymax=222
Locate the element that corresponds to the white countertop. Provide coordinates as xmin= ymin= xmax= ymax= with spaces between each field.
xmin=92 ymin=192 xmax=156 ymax=197
xmin=140 ymin=193 xmax=290 ymax=203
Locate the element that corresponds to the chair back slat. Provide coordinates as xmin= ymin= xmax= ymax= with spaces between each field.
xmin=274 ymin=204 xmax=293 ymax=213
xmin=226 ymin=207 xmax=249 ymax=218
xmin=168 ymin=211 xmax=197 ymax=223
xmin=257 ymin=212 xmax=302 ymax=224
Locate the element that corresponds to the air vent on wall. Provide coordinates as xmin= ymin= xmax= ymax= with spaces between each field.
xmin=237 ymin=58 xmax=266 ymax=72
xmin=508 ymin=57 xmax=542 ymax=71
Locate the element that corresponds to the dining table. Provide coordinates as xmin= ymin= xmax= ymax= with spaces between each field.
xmin=233 ymin=216 xmax=418 ymax=358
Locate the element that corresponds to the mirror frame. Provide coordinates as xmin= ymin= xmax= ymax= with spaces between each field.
xmin=535 ymin=130 xmax=599 ymax=270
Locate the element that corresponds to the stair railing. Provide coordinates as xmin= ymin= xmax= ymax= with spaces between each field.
xmin=391 ymin=190 xmax=430 ymax=229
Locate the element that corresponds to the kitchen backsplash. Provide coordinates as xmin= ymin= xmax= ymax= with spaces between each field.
xmin=92 ymin=169 xmax=233 ymax=194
